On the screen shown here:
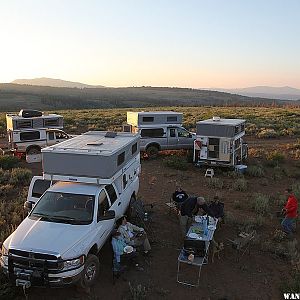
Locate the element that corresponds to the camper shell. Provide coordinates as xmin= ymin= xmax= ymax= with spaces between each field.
xmin=6 ymin=112 xmax=63 ymax=131
xmin=194 ymin=117 xmax=247 ymax=167
xmin=42 ymin=131 xmax=140 ymax=182
xmin=125 ymin=111 xmax=195 ymax=157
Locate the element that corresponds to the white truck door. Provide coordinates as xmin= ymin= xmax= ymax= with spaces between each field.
xmin=95 ymin=189 xmax=115 ymax=248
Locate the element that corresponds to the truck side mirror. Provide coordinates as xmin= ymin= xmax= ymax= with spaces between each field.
xmin=24 ymin=201 xmax=33 ymax=213
xmin=98 ymin=210 xmax=115 ymax=221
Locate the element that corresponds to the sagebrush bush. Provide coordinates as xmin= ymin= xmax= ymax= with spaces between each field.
xmin=252 ymin=193 xmax=270 ymax=215
xmin=163 ymin=156 xmax=188 ymax=171
xmin=0 ymin=169 xmax=10 ymax=184
xmin=232 ymin=178 xmax=247 ymax=191
xmin=9 ymin=168 xmax=32 ymax=185
xmin=257 ymin=128 xmax=278 ymax=139
xmin=0 ymin=156 xmax=19 ymax=170
xmin=207 ymin=178 xmax=224 ymax=189
xmin=247 ymin=165 xmax=265 ymax=177
xmin=266 ymin=150 xmax=285 ymax=162
xmin=292 ymin=182 xmax=300 ymax=200
xmin=0 ymin=184 xmax=14 ymax=197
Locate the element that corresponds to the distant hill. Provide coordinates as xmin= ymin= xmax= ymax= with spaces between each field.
xmin=12 ymin=77 xmax=104 ymax=89
xmin=211 ymin=86 xmax=300 ymax=101
xmin=0 ymin=83 xmax=298 ymax=112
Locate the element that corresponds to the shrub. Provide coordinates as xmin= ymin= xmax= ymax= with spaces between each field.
xmin=0 ymin=156 xmax=19 ymax=170
xmin=266 ymin=150 xmax=285 ymax=163
xmin=232 ymin=178 xmax=247 ymax=191
xmin=257 ymin=128 xmax=278 ymax=139
xmin=280 ymin=272 xmax=300 ymax=294
xmin=129 ymin=282 xmax=147 ymax=300
xmin=233 ymin=200 xmax=242 ymax=209
xmin=0 ymin=184 xmax=14 ymax=197
xmin=241 ymin=215 xmax=265 ymax=231
xmin=251 ymin=193 xmax=270 ymax=215
xmin=206 ymin=178 xmax=224 ymax=189
xmin=246 ymin=165 xmax=265 ymax=177
xmin=292 ymin=183 xmax=300 ymax=200
xmin=163 ymin=156 xmax=188 ymax=171
xmin=0 ymin=169 xmax=10 ymax=184
xmin=9 ymin=168 xmax=32 ymax=185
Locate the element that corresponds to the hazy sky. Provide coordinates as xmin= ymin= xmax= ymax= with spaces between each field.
xmin=0 ymin=0 xmax=299 ymax=88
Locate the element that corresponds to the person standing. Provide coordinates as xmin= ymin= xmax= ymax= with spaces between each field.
xmin=281 ymin=188 xmax=298 ymax=234
xmin=179 ymin=196 xmax=214 ymax=236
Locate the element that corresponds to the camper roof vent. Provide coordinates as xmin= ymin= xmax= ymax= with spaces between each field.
xmin=105 ymin=131 xmax=117 ymax=138
xmin=212 ymin=116 xmax=221 ymax=122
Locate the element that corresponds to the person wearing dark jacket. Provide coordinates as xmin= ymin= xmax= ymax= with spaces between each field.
xmin=209 ymin=196 xmax=225 ymax=222
xmin=281 ymin=188 xmax=298 ymax=234
xmin=179 ymin=196 xmax=214 ymax=236
xmin=172 ymin=186 xmax=188 ymax=207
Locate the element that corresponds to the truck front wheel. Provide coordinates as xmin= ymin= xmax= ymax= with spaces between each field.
xmin=80 ymin=254 xmax=99 ymax=288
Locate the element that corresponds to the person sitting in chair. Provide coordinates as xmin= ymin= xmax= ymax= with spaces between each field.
xmin=172 ymin=186 xmax=188 ymax=208
xmin=209 ymin=196 xmax=225 ymax=222
xmin=117 ymin=216 xmax=151 ymax=254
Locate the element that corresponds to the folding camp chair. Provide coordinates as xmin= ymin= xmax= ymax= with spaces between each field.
xmin=128 ymin=198 xmax=155 ymax=236
xmin=227 ymin=230 xmax=256 ymax=262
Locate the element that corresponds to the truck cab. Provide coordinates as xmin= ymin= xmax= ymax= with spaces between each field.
xmin=0 ymin=131 xmax=140 ymax=289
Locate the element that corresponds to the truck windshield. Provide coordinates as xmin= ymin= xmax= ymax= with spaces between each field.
xmin=29 ymin=191 xmax=95 ymax=225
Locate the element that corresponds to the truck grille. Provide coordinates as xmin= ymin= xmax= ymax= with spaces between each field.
xmin=9 ymin=249 xmax=63 ymax=272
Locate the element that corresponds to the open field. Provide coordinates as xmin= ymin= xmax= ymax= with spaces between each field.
xmin=0 ymin=106 xmax=300 ymax=299
xmin=1 ymin=106 xmax=300 ymax=140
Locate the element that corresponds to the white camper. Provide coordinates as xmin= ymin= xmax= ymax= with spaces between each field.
xmin=1 ymin=131 xmax=140 ymax=289
xmin=193 ymin=117 xmax=248 ymax=167
xmin=6 ymin=110 xmax=69 ymax=156
xmin=125 ymin=111 xmax=195 ymax=157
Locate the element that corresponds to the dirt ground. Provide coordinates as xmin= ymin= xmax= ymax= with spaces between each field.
xmin=6 ymin=137 xmax=300 ymax=300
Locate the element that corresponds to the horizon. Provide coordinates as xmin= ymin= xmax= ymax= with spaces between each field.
xmin=1 ymin=1 xmax=300 ymax=89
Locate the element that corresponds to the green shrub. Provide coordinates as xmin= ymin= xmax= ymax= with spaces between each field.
xmin=266 ymin=150 xmax=285 ymax=163
xmin=0 ymin=156 xmax=19 ymax=170
xmin=233 ymin=200 xmax=242 ymax=209
xmin=207 ymin=178 xmax=224 ymax=189
xmin=129 ymin=282 xmax=147 ymax=300
xmin=292 ymin=182 xmax=300 ymax=199
xmin=0 ymin=169 xmax=10 ymax=184
xmin=251 ymin=193 xmax=270 ymax=215
xmin=163 ymin=156 xmax=188 ymax=171
xmin=232 ymin=178 xmax=247 ymax=191
xmin=246 ymin=165 xmax=265 ymax=177
xmin=9 ymin=168 xmax=32 ymax=185
xmin=257 ymin=128 xmax=278 ymax=138
xmin=0 ymin=184 xmax=14 ymax=197
xmin=280 ymin=272 xmax=300 ymax=294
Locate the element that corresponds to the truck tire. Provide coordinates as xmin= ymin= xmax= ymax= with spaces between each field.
xmin=146 ymin=145 xmax=159 ymax=159
xmin=80 ymin=254 xmax=100 ymax=288
xmin=26 ymin=146 xmax=41 ymax=155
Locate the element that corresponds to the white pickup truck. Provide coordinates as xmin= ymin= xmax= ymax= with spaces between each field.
xmin=0 ymin=131 xmax=140 ymax=288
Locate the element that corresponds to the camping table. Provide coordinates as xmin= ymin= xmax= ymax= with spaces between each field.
xmin=177 ymin=216 xmax=218 ymax=287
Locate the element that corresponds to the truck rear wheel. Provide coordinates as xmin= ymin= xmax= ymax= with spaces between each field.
xmin=27 ymin=146 xmax=41 ymax=155
xmin=80 ymin=254 xmax=99 ymax=288
xmin=146 ymin=145 xmax=159 ymax=159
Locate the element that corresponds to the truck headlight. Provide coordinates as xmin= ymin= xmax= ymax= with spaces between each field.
xmin=63 ymin=255 xmax=85 ymax=271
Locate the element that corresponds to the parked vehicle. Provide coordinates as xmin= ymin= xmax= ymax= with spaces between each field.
xmin=193 ymin=117 xmax=248 ymax=167
xmin=6 ymin=110 xmax=69 ymax=156
xmin=125 ymin=111 xmax=195 ymax=157
xmin=0 ymin=131 xmax=140 ymax=289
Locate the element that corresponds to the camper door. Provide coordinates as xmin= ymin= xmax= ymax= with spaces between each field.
xmin=219 ymin=138 xmax=230 ymax=162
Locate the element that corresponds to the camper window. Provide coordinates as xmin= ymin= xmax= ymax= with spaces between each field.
xmin=142 ymin=116 xmax=154 ymax=122
xmin=132 ymin=142 xmax=138 ymax=155
xmin=105 ymin=184 xmax=118 ymax=205
xmin=20 ymin=131 xmax=40 ymax=141
xmin=97 ymin=190 xmax=110 ymax=222
xmin=117 ymin=152 xmax=125 ymax=166
xmin=141 ymin=128 xmax=164 ymax=138
xmin=44 ymin=119 xmax=59 ymax=127
xmin=16 ymin=120 xmax=32 ymax=129
xmin=167 ymin=116 xmax=177 ymax=122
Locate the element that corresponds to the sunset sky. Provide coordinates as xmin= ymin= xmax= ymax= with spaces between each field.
xmin=0 ymin=0 xmax=299 ymax=88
